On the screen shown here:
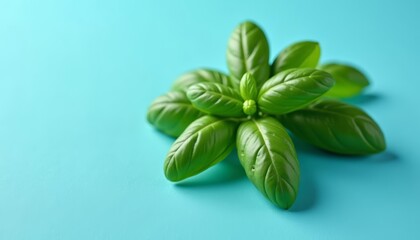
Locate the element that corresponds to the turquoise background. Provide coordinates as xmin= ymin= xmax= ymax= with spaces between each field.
xmin=1 ymin=0 xmax=419 ymax=239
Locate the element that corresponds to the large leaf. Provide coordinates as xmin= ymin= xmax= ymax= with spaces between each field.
xmin=147 ymin=91 xmax=204 ymax=137
xmin=271 ymin=41 xmax=320 ymax=75
xmin=187 ymin=82 xmax=245 ymax=117
xmin=279 ymin=99 xmax=386 ymax=155
xmin=171 ymin=69 xmax=233 ymax=92
xmin=164 ymin=116 xmax=237 ymax=182
xmin=258 ymin=68 xmax=335 ymax=115
xmin=237 ymin=117 xmax=300 ymax=209
xmin=226 ymin=21 xmax=270 ymax=89
xmin=319 ymin=63 xmax=370 ymax=98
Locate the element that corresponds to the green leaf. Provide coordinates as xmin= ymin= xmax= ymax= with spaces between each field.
xmin=272 ymin=41 xmax=320 ymax=75
xmin=226 ymin=21 xmax=270 ymax=89
xmin=237 ymin=117 xmax=300 ymax=209
xmin=240 ymin=72 xmax=258 ymax=101
xmin=279 ymin=99 xmax=386 ymax=155
xmin=147 ymin=91 xmax=204 ymax=137
xmin=243 ymin=99 xmax=257 ymax=116
xmin=164 ymin=116 xmax=237 ymax=182
xmin=187 ymin=82 xmax=245 ymax=117
xmin=171 ymin=69 xmax=233 ymax=92
xmin=319 ymin=63 xmax=370 ymax=98
xmin=258 ymin=68 xmax=335 ymax=115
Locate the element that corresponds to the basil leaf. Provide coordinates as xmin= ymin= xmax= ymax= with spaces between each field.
xmin=237 ymin=117 xmax=300 ymax=209
xmin=226 ymin=21 xmax=270 ymax=89
xmin=187 ymin=82 xmax=245 ymax=117
xmin=171 ymin=69 xmax=232 ymax=92
xmin=147 ymin=91 xmax=204 ymax=137
xmin=164 ymin=116 xmax=237 ymax=182
xmin=272 ymin=41 xmax=320 ymax=75
xmin=240 ymin=72 xmax=258 ymax=101
xmin=258 ymin=68 xmax=335 ymax=115
xmin=280 ymin=99 xmax=386 ymax=155
xmin=319 ymin=63 xmax=370 ymax=98
xmin=243 ymin=100 xmax=257 ymax=116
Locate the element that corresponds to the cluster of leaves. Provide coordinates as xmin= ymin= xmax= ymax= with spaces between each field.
xmin=147 ymin=21 xmax=386 ymax=209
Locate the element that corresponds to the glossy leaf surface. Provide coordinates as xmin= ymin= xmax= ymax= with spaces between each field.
xmin=226 ymin=21 xmax=270 ymax=89
xmin=172 ymin=69 xmax=232 ymax=92
xmin=240 ymin=72 xmax=258 ymax=101
xmin=319 ymin=63 xmax=370 ymax=98
xmin=237 ymin=117 xmax=300 ymax=209
xmin=164 ymin=116 xmax=237 ymax=182
xmin=147 ymin=91 xmax=204 ymax=137
xmin=280 ymin=99 xmax=386 ymax=155
xmin=258 ymin=68 xmax=334 ymax=115
xmin=272 ymin=41 xmax=320 ymax=75
xmin=187 ymin=82 xmax=245 ymax=117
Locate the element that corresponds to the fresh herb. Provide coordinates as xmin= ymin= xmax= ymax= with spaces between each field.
xmin=147 ymin=21 xmax=386 ymax=209
xmin=319 ymin=63 xmax=370 ymax=98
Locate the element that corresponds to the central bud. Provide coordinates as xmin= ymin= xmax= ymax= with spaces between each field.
xmin=243 ymin=99 xmax=257 ymax=116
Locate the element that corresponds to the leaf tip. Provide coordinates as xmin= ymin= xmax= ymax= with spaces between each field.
xmin=163 ymin=159 xmax=183 ymax=182
xmin=373 ymin=134 xmax=387 ymax=153
xmin=239 ymin=20 xmax=259 ymax=28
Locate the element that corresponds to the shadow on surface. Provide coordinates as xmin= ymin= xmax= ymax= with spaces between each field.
xmin=287 ymin=136 xmax=399 ymax=212
xmin=292 ymin=136 xmax=398 ymax=163
xmin=288 ymin=167 xmax=317 ymax=212
xmin=155 ymin=129 xmax=177 ymax=144
xmin=343 ymin=92 xmax=383 ymax=105
xmin=175 ymin=150 xmax=246 ymax=188
xmin=324 ymin=150 xmax=398 ymax=162
xmin=160 ymin=126 xmax=398 ymax=211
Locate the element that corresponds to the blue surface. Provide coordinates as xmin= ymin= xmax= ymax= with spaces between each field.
xmin=1 ymin=0 xmax=419 ymax=239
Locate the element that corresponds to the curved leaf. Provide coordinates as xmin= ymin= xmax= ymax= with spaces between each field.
xmin=240 ymin=72 xmax=258 ymax=101
xmin=272 ymin=41 xmax=320 ymax=75
xmin=279 ymin=99 xmax=386 ymax=155
xmin=258 ymin=68 xmax=335 ymax=115
xmin=237 ymin=117 xmax=300 ymax=209
xmin=147 ymin=91 xmax=204 ymax=137
xmin=171 ymin=69 xmax=233 ymax=92
xmin=164 ymin=116 xmax=237 ymax=182
xmin=319 ymin=63 xmax=370 ymax=98
xmin=226 ymin=21 xmax=270 ymax=89
xmin=187 ymin=82 xmax=245 ymax=117
xmin=243 ymin=99 xmax=257 ymax=116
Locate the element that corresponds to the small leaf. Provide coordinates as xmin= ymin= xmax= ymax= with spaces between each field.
xmin=171 ymin=69 xmax=233 ymax=92
xmin=240 ymin=72 xmax=258 ymax=101
xmin=226 ymin=21 xmax=270 ymax=89
xmin=279 ymin=99 xmax=386 ymax=155
xmin=164 ymin=116 xmax=237 ymax=182
xmin=243 ymin=99 xmax=257 ymax=116
xmin=187 ymin=82 xmax=245 ymax=117
xmin=272 ymin=41 xmax=320 ymax=75
xmin=147 ymin=91 xmax=204 ymax=137
xmin=237 ymin=117 xmax=300 ymax=209
xmin=319 ymin=63 xmax=370 ymax=98
xmin=258 ymin=68 xmax=334 ymax=115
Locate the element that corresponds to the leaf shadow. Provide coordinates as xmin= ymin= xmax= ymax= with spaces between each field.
xmin=342 ymin=92 xmax=383 ymax=105
xmin=288 ymin=165 xmax=317 ymax=212
xmin=156 ymin=124 xmax=397 ymax=212
xmin=288 ymin=136 xmax=399 ymax=212
xmin=292 ymin=136 xmax=398 ymax=162
xmin=175 ymin=150 xmax=246 ymax=188
xmin=154 ymin=129 xmax=177 ymax=144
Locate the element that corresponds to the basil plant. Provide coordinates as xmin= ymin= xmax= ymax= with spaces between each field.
xmin=147 ymin=21 xmax=386 ymax=209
